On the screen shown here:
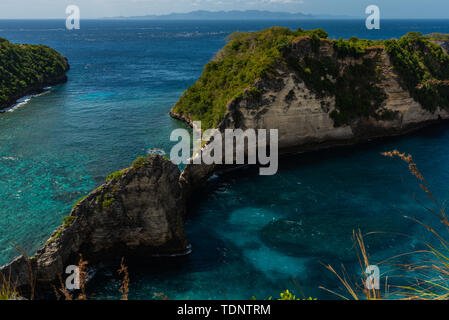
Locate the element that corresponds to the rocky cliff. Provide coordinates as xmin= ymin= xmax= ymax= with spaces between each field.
xmin=171 ymin=28 xmax=449 ymax=187
xmin=0 ymin=155 xmax=188 ymax=293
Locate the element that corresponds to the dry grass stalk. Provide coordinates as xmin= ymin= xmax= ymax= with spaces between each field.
xmin=77 ymin=254 xmax=88 ymax=300
xmin=324 ymin=150 xmax=449 ymax=300
xmin=56 ymin=273 xmax=73 ymax=300
xmin=118 ymin=257 xmax=129 ymax=300
xmin=0 ymin=270 xmax=18 ymax=300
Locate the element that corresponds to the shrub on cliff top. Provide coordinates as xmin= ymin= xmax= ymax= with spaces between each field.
xmin=385 ymin=32 xmax=449 ymax=112
xmin=172 ymin=27 xmax=329 ymax=131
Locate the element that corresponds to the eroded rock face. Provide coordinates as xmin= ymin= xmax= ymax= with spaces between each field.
xmin=173 ymin=37 xmax=449 ymax=188
xmin=225 ymin=38 xmax=449 ymax=151
xmin=0 ymin=155 xmax=188 ymax=292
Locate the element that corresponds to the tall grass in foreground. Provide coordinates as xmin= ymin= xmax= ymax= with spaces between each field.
xmin=53 ymin=255 xmax=130 ymax=300
xmin=0 ymin=254 xmax=129 ymax=300
xmin=322 ymin=150 xmax=449 ymax=300
xmin=0 ymin=272 xmax=17 ymax=300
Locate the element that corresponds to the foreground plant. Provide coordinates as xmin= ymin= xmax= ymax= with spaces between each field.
xmin=252 ymin=290 xmax=316 ymax=300
xmin=118 ymin=258 xmax=129 ymax=300
xmin=382 ymin=150 xmax=449 ymax=300
xmin=320 ymin=229 xmax=385 ymax=300
xmin=0 ymin=273 xmax=18 ymax=300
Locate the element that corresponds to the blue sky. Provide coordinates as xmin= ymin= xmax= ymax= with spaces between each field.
xmin=1 ymin=0 xmax=449 ymax=19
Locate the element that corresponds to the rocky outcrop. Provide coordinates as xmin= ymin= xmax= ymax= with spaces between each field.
xmin=227 ymin=39 xmax=449 ymax=151
xmin=0 ymin=155 xmax=188 ymax=293
xmin=433 ymin=40 xmax=449 ymax=53
xmin=172 ymin=34 xmax=449 ymax=188
xmin=0 ymin=37 xmax=70 ymax=111
xmin=0 ymin=70 xmax=69 ymax=112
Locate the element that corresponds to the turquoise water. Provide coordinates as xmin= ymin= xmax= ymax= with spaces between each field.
xmin=1 ymin=19 xmax=449 ymax=299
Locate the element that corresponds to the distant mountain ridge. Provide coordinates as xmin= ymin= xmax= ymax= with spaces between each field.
xmin=106 ymin=10 xmax=356 ymax=20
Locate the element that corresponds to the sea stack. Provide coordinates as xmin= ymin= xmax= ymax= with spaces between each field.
xmin=0 ymin=155 xmax=188 ymax=293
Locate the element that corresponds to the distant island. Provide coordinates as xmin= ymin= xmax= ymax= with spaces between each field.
xmin=0 ymin=38 xmax=69 ymax=111
xmin=105 ymin=10 xmax=356 ymax=20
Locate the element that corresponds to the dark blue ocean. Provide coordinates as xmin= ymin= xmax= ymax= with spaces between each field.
xmin=1 ymin=19 xmax=449 ymax=299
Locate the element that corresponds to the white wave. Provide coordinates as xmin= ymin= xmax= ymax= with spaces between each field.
xmin=4 ymin=89 xmax=52 ymax=113
xmin=151 ymin=243 xmax=193 ymax=257
xmin=147 ymin=148 xmax=166 ymax=156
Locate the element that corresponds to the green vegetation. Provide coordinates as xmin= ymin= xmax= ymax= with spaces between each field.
xmin=73 ymin=195 xmax=88 ymax=208
xmin=106 ymin=169 xmax=127 ymax=182
xmin=172 ymin=27 xmax=329 ymax=130
xmin=333 ymin=37 xmax=383 ymax=58
xmin=327 ymin=151 xmax=449 ymax=300
xmin=385 ymin=32 xmax=449 ymax=112
xmin=278 ymin=290 xmax=316 ymax=300
xmin=132 ymin=155 xmax=148 ymax=168
xmin=0 ymin=274 xmax=17 ymax=300
xmin=172 ymin=26 xmax=387 ymax=128
xmin=102 ymin=193 xmax=115 ymax=210
xmin=46 ymin=230 xmax=63 ymax=245
xmin=45 ymin=216 xmax=75 ymax=247
xmin=332 ymin=59 xmax=388 ymax=126
xmin=0 ymin=38 xmax=68 ymax=107
xmin=173 ymin=27 xmax=449 ymax=129
xmin=62 ymin=216 xmax=75 ymax=228
xmin=425 ymin=33 xmax=449 ymax=41
xmin=289 ymin=37 xmax=388 ymax=126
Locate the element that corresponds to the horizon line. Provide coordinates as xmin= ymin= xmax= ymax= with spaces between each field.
xmin=1 ymin=17 xmax=449 ymax=20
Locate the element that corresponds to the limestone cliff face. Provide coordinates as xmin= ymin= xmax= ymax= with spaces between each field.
xmin=221 ymin=38 xmax=448 ymax=151
xmin=431 ymin=39 xmax=449 ymax=53
xmin=0 ymin=155 xmax=188 ymax=292
xmin=173 ymin=36 xmax=449 ymax=188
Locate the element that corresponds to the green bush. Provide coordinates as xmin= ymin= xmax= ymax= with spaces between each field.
xmin=289 ymin=45 xmax=387 ymax=126
xmin=46 ymin=230 xmax=63 ymax=245
xmin=106 ymin=169 xmax=126 ymax=182
xmin=62 ymin=216 xmax=75 ymax=228
xmin=252 ymin=290 xmax=317 ymax=300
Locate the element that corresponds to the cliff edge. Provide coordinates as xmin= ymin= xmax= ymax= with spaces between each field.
xmin=171 ymin=28 xmax=449 ymax=187
xmin=0 ymin=155 xmax=188 ymax=293
xmin=0 ymin=38 xmax=70 ymax=111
